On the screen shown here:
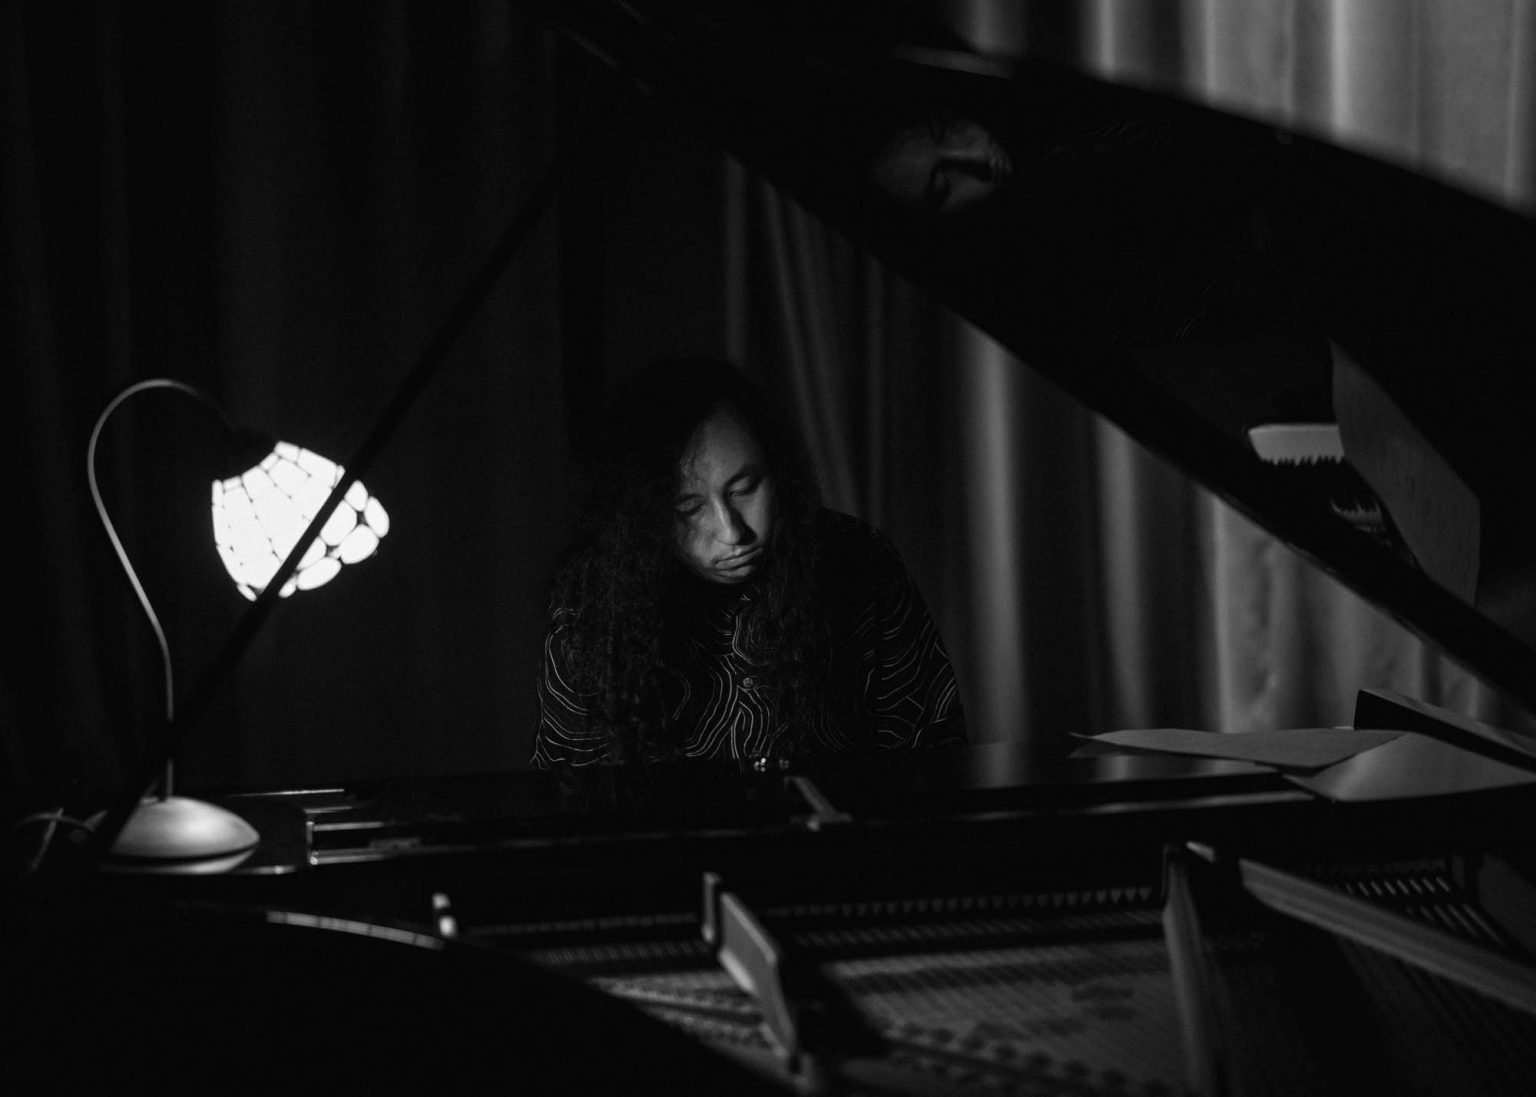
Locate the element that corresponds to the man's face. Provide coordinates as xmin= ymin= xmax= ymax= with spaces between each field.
xmin=673 ymin=407 xmax=774 ymax=585
xmin=868 ymin=113 xmax=1012 ymax=216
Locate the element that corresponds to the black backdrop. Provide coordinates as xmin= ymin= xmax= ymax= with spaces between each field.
xmin=3 ymin=2 xmax=753 ymax=812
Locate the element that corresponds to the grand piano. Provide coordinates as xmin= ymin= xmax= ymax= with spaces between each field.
xmin=11 ymin=3 xmax=1536 ymax=1094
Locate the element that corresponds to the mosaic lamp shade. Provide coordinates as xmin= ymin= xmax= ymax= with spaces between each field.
xmin=212 ymin=441 xmax=390 ymax=600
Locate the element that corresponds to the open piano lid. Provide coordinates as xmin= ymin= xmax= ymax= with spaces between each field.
xmin=546 ymin=0 xmax=1536 ymax=737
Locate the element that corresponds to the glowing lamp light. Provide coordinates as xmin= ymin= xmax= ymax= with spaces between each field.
xmin=87 ymin=378 xmax=393 ymax=866
xmin=212 ymin=441 xmax=390 ymax=600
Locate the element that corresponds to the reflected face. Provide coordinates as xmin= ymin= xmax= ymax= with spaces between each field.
xmin=673 ymin=407 xmax=774 ymax=585
xmin=868 ymin=113 xmax=1012 ymax=216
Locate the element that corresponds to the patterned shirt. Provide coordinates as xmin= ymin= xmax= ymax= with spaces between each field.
xmin=532 ymin=511 xmax=965 ymax=767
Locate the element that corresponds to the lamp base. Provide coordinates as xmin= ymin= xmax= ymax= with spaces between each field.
xmin=106 ymin=796 xmax=260 ymax=861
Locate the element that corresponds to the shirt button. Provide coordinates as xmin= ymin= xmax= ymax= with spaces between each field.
xmin=741 ymin=676 xmax=756 ymax=689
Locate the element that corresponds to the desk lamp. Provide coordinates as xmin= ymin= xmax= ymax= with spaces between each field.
xmin=76 ymin=72 xmax=615 ymax=871
xmin=87 ymin=378 xmax=389 ymax=863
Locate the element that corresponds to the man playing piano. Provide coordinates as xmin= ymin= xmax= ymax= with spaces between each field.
xmin=532 ymin=356 xmax=965 ymax=770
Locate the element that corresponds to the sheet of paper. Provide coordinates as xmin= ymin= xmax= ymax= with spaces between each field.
xmin=1284 ymin=731 xmax=1536 ymax=801
xmin=1075 ymin=727 xmax=1401 ymax=770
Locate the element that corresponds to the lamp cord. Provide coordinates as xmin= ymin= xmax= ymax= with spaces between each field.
xmin=85 ymin=378 xmax=232 ymax=804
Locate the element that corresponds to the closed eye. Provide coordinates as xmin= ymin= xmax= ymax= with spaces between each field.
xmin=926 ymin=169 xmax=952 ymax=214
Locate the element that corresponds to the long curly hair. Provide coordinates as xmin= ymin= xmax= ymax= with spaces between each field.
xmin=550 ymin=356 xmax=835 ymax=762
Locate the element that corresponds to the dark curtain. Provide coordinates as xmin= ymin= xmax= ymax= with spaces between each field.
xmin=7 ymin=0 xmax=1536 ymax=821
xmin=4 ymin=3 xmax=588 ymax=811
xmin=4 ymin=0 xmax=768 ymax=816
